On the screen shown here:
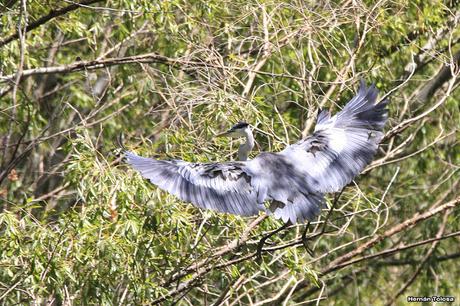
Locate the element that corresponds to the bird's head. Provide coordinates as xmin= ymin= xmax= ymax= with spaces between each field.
xmin=215 ymin=121 xmax=251 ymax=138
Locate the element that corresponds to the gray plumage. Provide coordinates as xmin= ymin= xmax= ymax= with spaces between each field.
xmin=125 ymin=80 xmax=389 ymax=224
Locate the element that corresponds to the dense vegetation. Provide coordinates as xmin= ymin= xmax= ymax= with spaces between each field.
xmin=1 ymin=0 xmax=459 ymax=304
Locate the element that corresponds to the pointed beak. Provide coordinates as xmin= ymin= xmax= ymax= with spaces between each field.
xmin=214 ymin=130 xmax=231 ymax=138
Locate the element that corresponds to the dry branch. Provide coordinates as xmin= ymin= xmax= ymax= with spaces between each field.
xmin=0 ymin=0 xmax=105 ymax=48
xmin=322 ymin=196 xmax=460 ymax=275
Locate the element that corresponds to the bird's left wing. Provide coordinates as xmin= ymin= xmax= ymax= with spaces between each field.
xmin=125 ymin=152 xmax=265 ymax=216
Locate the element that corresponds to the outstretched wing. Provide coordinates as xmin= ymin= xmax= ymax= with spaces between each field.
xmin=125 ymin=152 xmax=265 ymax=216
xmin=247 ymin=80 xmax=388 ymax=223
xmin=281 ymin=80 xmax=389 ymax=193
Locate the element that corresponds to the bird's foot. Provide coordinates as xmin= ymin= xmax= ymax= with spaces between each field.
xmin=301 ymin=222 xmax=314 ymax=256
xmin=256 ymin=221 xmax=290 ymax=261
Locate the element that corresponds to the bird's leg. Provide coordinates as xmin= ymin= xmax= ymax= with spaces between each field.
xmin=319 ymin=188 xmax=344 ymax=235
xmin=256 ymin=221 xmax=290 ymax=260
xmin=301 ymin=221 xmax=314 ymax=256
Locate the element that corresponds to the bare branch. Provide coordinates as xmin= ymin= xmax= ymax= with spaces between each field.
xmin=0 ymin=0 xmax=105 ymax=48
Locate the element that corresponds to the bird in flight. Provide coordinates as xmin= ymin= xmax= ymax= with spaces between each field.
xmin=125 ymin=80 xmax=388 ymax=224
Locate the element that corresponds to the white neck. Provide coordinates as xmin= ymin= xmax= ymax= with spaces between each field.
xmin=237 ymin=128 xmax=254 ymax=161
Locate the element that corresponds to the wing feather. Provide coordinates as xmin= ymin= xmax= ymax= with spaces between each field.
xmin=280 ymin=80 xmax=388 ymax=194
xmin=125 ymin=152 xmax=264 ymax=216
xmin=245 ymin=80 xmax=388 ymax=223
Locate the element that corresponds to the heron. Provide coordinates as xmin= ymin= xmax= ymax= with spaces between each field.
xmin=125 ymin=80 xmax=388 ymax=224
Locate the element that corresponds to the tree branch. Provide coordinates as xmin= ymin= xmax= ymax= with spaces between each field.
xmin=0 ymin=0 xmax=105 ymax=48
xmin=384 ymin=209 xmax=450 ymax=305
xmin=322 ymin=196 xmax=459 ymax=275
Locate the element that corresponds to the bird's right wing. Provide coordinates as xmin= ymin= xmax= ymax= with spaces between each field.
xmin=280 ymin=80 xmax=389 ymax=193
xmin=125 ymin=152 xmax=265 ymax=216
xmin=243 ymin=81 xmax=388 ymax=224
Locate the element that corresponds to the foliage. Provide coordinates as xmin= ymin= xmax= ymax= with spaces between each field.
xmin=0 ymin=0 xmax=459 ymax=304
